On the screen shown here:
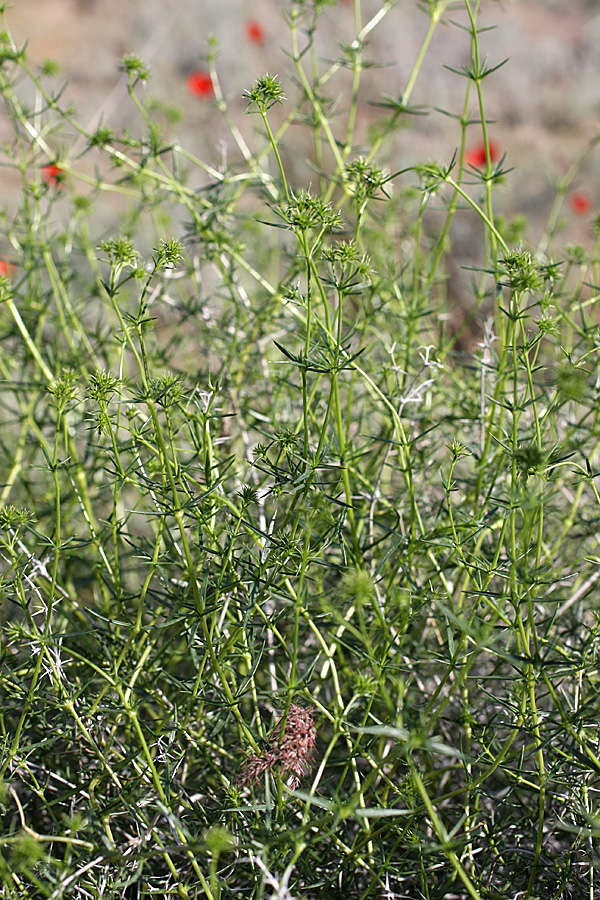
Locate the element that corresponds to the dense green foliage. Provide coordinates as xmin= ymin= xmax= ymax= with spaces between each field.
xmin=1 ymin=2 xmax=599 ymax=898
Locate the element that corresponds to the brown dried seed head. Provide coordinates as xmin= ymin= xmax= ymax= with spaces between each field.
xmin=239 ymin=704 xmax=316 ymax=786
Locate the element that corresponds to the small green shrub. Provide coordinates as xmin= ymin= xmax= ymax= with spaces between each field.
xmin=0 ymin=2 xmax=599 ymax=898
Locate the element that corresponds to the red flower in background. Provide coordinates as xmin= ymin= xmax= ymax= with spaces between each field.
xmin=569 ymin=192 xmax=591 ymax=215
xmin=465 ymin=141 xmax=499 ymax=168
xmin=0 ymin=260 xmax=14 ymax=278
xmin=42 ymin=163 xmax=65 ymax=186
xmin=246 ymin=21 xmax=266 ymax=45
xmin=187 ymin=71 xmax=214 ymax=98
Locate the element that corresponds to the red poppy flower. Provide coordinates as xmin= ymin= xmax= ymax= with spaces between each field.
xmin=0 ymin=260 xmax=14 ymax=278
xmin=42 ymin=163 xmax=65 ymax=186
xmin=465 ymin=141 xmax=499 ymax=168
xmin=569 ymin=192 xmax=591 ymax=215
xmin=186 ymin=71 xmax=214 ymax=98
xmin=246 ymin=21 xmax=266 ymax=45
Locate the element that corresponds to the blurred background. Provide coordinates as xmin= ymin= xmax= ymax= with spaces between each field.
xmin=3 ymin=0 xmax=600 ymax=249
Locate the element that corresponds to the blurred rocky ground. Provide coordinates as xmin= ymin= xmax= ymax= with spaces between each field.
xmin=3 ymin=0 xmax=600 ymax=261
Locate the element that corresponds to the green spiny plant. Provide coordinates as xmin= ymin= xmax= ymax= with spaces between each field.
xmin=0 ymin=2 xmax=599 ymax=899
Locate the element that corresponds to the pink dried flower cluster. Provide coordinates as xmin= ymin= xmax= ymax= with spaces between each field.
xmin=239 ymin=704 xmax=316 ymax=789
